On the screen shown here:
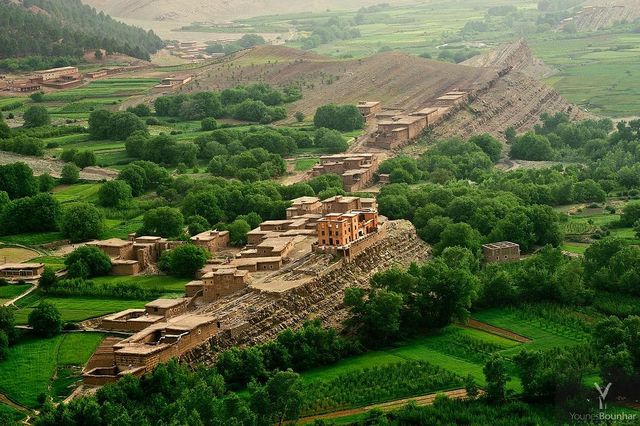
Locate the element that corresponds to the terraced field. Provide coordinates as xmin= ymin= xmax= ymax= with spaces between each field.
xmin=0 ymin=333 xmax=104 ymax=408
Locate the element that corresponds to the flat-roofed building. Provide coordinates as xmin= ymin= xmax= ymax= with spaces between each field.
xmin=202 ymin=268 xmax=250 ymax=302
xmin=286 ymin=196 xmax=322 ymax=219
xmin=357 ymin=101 xmax=382 ymax=122
xmin=310 ymin=154 xmax=379 ymax=192
xmin=191 ymin=230 xmax=229 ymax=253
xmin=0 ymin=263 xmax=44 ymax=281
xmin=33 ymin=66 xmax=79 ymax=82
xmin=155 ymin=75 xmax=193 ymax=89
xmin=482 ymin=241 xmax=520 ymax=263
xmin=316 ymin=209 xmax=379 ymax=248
xmin=10 ymin=81 xmax=41 ymax=92
xmin=144 ymin=298 xmax=190 ymax=319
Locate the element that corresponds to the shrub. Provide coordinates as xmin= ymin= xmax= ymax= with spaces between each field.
xmin=23 ymin=106 xmax=50 ymax=128
xmin=98 ymin=180 xmax=133 ymax=208
xmin=60 ymin=163 xmax=80 ymax=184
xmin=158 ymin=244 xmax=209 ymax=278
xmin=28 ymin=302 xmax=62 ymax=337
xmin=60 ymin=203 xmax=104 ymax=242
xmin=65 ymin=246 xmax=112 ymax=278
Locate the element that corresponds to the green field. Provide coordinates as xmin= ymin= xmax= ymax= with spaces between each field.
xmin=13 ymin=291 xmax=147 ymax=325
xmin=294 ymin=158 xmax=320 ymax=171
xmin=52 ymin=183 xmax=102 ymax=204
xmin=0 ymin=403 xmax=25 ymax=422
xmin=0 ymin=284 xmax=31 ymax=304
xmin=91 ymin=275 xmax=189 ymax=294
xmin=302 ymin=325 xmax=522 ymax=398
xmin=0 ymin=333 xmax=104 ymax=408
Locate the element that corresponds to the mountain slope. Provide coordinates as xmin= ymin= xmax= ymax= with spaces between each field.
xmin=181 ymin=45 xmax=585 ymax=140
xmin=0 ymin=0 xmax=163 ymax=61
xmin=462 ymin=39 xmax=557 ymax=80
xmin=82 ymin=0 xmax=408 ymax=23
xmin=563 ymin=0 xmax=640 ymax=31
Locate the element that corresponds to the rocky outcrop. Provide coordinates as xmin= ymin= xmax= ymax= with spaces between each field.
xmin=563 ymin=1 xmax=640 ymax=32
xmin=462 ymin=39 xmax=557 ymax=80
xmin=181 ymin=220 xmax=430 ymax=366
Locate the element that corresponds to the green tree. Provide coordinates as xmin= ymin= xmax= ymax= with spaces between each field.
xmin=28 ymin=302 xmax=62 ymax=337
xmin=158 ymin=244 xmax=209 ymax=278
xmin=201 ymin=117 xmax=218 ymax=131
xmin=23 ymin=105 xmax=50 ymax=128
xmin=65 ymin=246 xmax=112 ymax=278
xmin=483 ymin=355 xmax=510 ymax=402
xmin=39 ymin=267 xmax=57 ymax=292
xmin=227 ymin=219 xmax=251 ymax=246
xmin=73 ymin=151 xmax=96 ymax=169
xmin=141 ymin=207 xmax=185 ymax=238
xmin=0 ymin=330 xmax=8 ymax=361
xmin=30 ymin=91 xmax=45 ymax=103
xmin=344 ymin=287 xmax=403 ymax=347
xmin=60 ymin=203 xmax=104 ymax=242
xmin=60 ymin=163 xmax=80 ymax=184
xmin=314 ymin=104 xmax=364 ymax=131
xmin=0 ymin=306 xmax=16 ymax=343
xmin=510 ymin=132 xmax=554 ymax=161
xmin=469 ymin=133 xmax=502 ymax=162
xmin=0 ymin=114 xmax=10 ymax=139
xmin=434 ymin=223 xmax=482 ymax=255
xmin=250 ymin=371 xmax=303 ymax=426
xmin=98 ymin=180 xmax=133 ymax=208
xmin=187 ymin=215 xmax=210 ymax=236
xmin=38 ymin=173 xmax=56 ymax=192
xmin=294 ymin=111 xmax=305 ymax=123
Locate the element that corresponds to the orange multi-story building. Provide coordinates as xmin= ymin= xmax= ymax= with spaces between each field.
xmin=316 ymin=209 xmax=379 ymax=248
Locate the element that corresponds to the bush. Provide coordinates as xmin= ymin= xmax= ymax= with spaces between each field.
xmin=28 ymin=302 xmax=62 ymax=337
xmin=0 ymin=330 xmax=8 ymax=361
xmin=23 ymin=106 xmax=50 ymax=128
xmin=60 ymin=203 xmax=104 ymax=242
xmin=141 ymin=207 xmax=184 ymax=238
xmin=315 ymin=128 xmax=348 ymax=153
xmin=314 ymin=104 xmax=364 ymax=132
xmin=98 ymin=180 xmax=133 ymax=208
xmin=158 ymin=244 xmax=209 ymax=278
xmin=60 ymin=163 xmax=80 ymax=184
xmin=201 ymin=117 xmax=218 ymax=131
xmin=65 ymin=246 xmax=112 ymax=278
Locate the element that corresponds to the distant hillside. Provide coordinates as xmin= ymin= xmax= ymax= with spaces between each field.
xmin=462 ymin=39 xmax=557 ymax=80
xmin=82 ymin=0 xmax=408 ymax=23
xmin=563 ymin=0 xmax=640 ymax=31
xmin=179 ymin=45 xmax=584 ymax=139
xmin=0 ymin=0 xmax=163 ymax=64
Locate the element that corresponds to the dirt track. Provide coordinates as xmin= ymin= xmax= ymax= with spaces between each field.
xmin=0 ymin=152 xmax=117 ymax=181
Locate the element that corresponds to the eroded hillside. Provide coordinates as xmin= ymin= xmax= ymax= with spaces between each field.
xmin=188 ymin=45 xmax=585 ymax=140
xmin=564 ymin=0 xmax=640 ymax=31
xmin=182 ymin=220 xmax=430 ymax=365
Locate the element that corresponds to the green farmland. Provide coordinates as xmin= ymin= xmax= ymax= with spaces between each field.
xmin=0 ymin=333 xmax=103 ymax=408
xmin=12 ymin=291 xmax=147 ymax=325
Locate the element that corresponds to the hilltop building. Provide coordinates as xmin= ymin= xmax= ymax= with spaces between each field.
xmin=482 ymin=242 xmax=521 ymax=263
xmin=311 ymin=153 xmax=379 ymax=191
xmin=357 ymin=101 xmax=382 ymax=123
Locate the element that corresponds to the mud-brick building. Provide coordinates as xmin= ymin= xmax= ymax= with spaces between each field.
xmin=0 ymin=263 xmax=44 ymax=281
xmin=316 ymin=209 xmax=379 ymax=248
xmin=357 ymin=101 xmax=382 ymax=122
xmin=84 ymin=314 xmax=221 ymax=385
xmin=372 ymin=115 xmax=428 ymax=149
xmin=100 ymin=298 xmax=191 ymax=333
xmin=286 ymin=196 xmax=323 ymax=219
xmin=482 ymin=242 xmax=520 ymax=263
xmin=191 ymin=230 xmax=229 ymax=253
xmin=202 ymin=268 xmax=251 ymax=302
xmin=321 ymin=195 xmax=377 ymax=214
xmin=310 ymin=154 xmax=379 ymax=192
xmin=32 ymin=66 xmax=79 ymax=82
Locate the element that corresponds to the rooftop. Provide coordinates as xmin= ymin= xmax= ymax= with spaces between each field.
xmin=358 ymin=101 xmax=381 ymax=107
xmin=88 ymin=238 xmax=131 ymax=248
xmin=483 ymin=241 xmax=519 ymax=250
xmin=145 ymin=298 xmax=188 ymax=309
xmin=0 ymin=263 xmax=44 ymax=270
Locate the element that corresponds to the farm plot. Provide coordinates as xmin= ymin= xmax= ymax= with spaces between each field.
xmin=300 ymin=361 xmax=463 ymax=416
xmin=52 ymin=183 xmax=102 ymax=204
xmin=0 ymin=246 xmax=40 ymax=263
xmin=0 ymin=284 xmax=31 ymax=304
xmin=12 ymin=291 xmax=147 ymax=325
xmin=301 ymin=325 xmax=522 ymax=412
xmin=472 ymin=305 xmax=593 ymax=355
xmin=0 ymin=333 xmax=103 ymax=408
xmin=91 ymin=275 xmax=189 ymax=294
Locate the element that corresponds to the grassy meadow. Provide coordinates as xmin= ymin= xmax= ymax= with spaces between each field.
xmin=0 ymin=333 xmax=104 ymax=408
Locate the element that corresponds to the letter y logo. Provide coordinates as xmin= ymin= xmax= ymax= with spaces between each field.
xmin=595 ymin=383 xmax=612 ymax=410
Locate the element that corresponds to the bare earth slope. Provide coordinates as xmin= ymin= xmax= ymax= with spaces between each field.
xmin=565 ymin=0 xmax=640 ymax=31
xmin=189 ymin=45 xmax=586 ymax=139
xmin=182 ymin=220 xmax=430 ymax=365
xmin=82 ymin=0 xmax=408 ymax=23
xmin=461 ymin=39 xmax=557 ymax=80
xmin=188 ymin=46 xmax=498 ymax=114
